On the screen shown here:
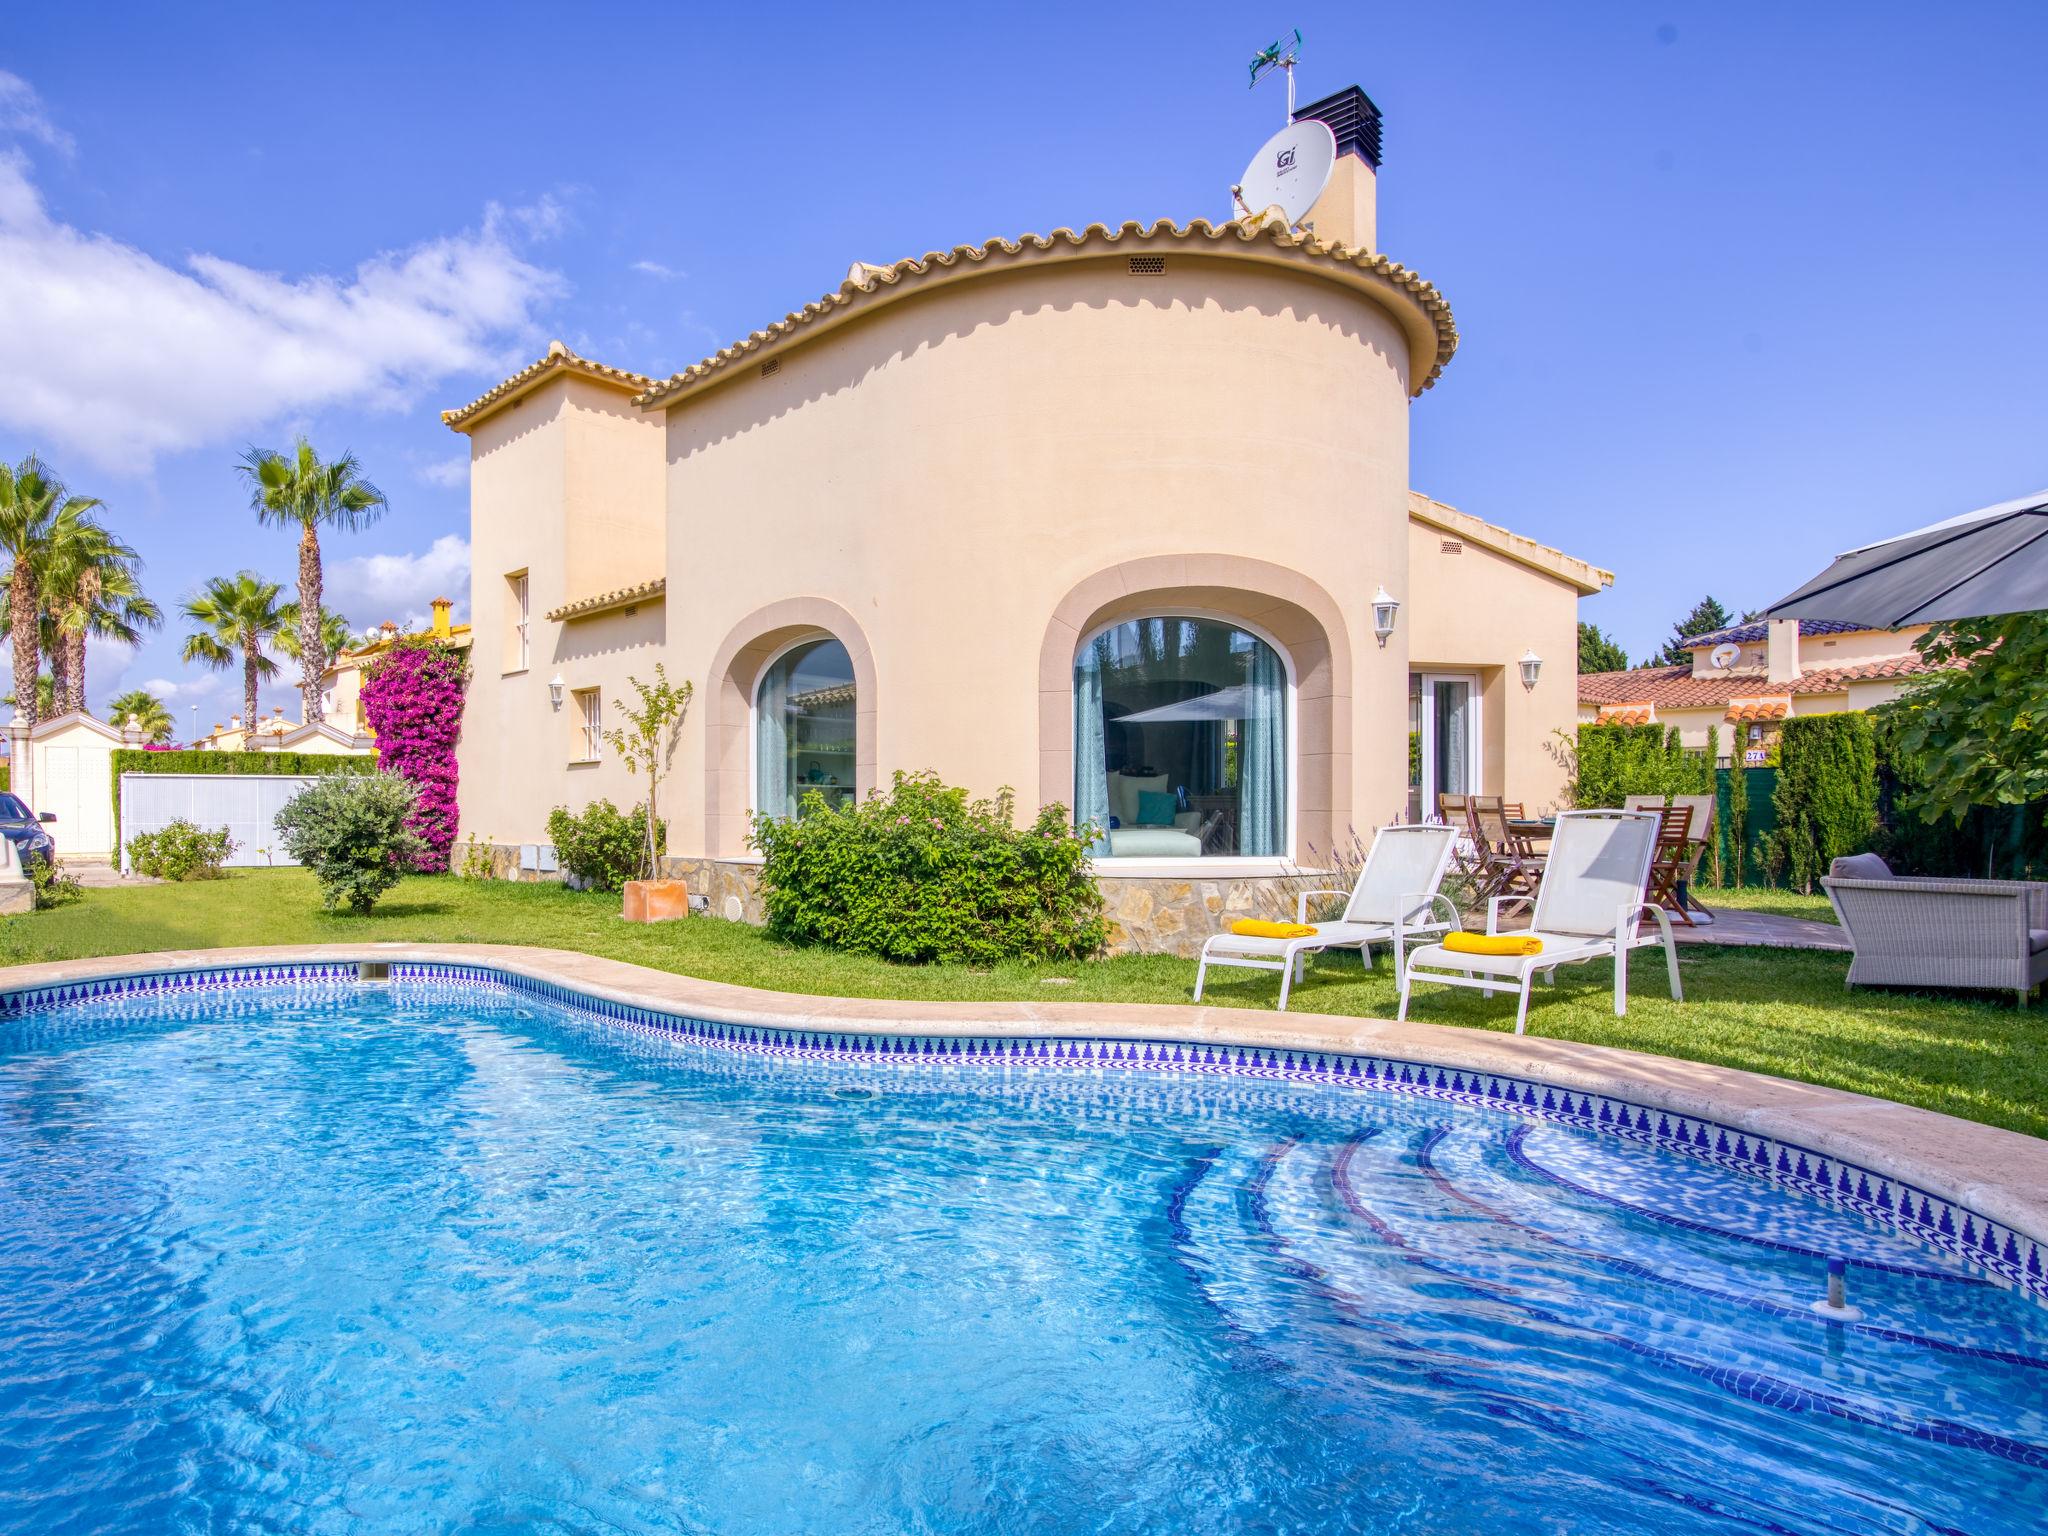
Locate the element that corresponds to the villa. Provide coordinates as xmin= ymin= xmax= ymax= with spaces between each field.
xmin=1578 ymin=617 xmax=1940 ymax=763
xmin=445 ymin=86 xmax=1610 ymax=950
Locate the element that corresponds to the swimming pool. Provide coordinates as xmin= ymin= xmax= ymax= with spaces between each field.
xmin=1 ymin=967 xmax=2044 ymax=1534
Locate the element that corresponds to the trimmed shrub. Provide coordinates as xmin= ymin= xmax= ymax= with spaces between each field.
xmin=127 ymin=819 xmax=235 ymax=881
xmin=29 ymin=856 xmax=79 ymax=909
xmin=110 ymin=748 xmax=374 ymax=849
xmin=749 ymin=770 xmax=1105 ymax=964
xmin=1571 ymin=723 xmax=1712 ymax=808
xmin=547 ymin=799 xmax=660 ymax=893
xmin=1769 ymin=713 xmax=1879 ymax=893
xmin=273 ymin=774 xmax=425 ymax=914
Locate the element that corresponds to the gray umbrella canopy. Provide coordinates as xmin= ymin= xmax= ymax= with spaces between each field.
xmin=1766 ymin=489 xmax=2048 ymax=627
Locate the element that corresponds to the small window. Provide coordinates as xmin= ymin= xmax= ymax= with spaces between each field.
xmin=506 ymin=571 xmax=530 ymax=672
xmin=572 ymin=687 xmax=602 ymax=762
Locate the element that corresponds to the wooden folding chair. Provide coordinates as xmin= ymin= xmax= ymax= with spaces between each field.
xmin=1470 ymin=799 xmax=1545 ymax=903
xmin=1641 ymin=804 xmax=1695 ymax=922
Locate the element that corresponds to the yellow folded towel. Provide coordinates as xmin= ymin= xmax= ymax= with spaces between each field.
xmin=1442 ymin=932 xmax=1544 ymax=957
xmin=1229 ymin=919 xmax=1319 ymax=940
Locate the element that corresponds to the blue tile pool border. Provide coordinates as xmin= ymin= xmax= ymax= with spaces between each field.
xmin=4 ymin=957 xmax=2041 ymax=1307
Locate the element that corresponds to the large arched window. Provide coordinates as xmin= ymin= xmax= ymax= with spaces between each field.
xmin=756 ymin=638 xmax=856 ymax=819
xmin=1074 ymin=617 xmax=1289 ymax=858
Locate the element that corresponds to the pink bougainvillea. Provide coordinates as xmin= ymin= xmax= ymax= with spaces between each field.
xmin=359 ymin=639 xmax=470 ymax=872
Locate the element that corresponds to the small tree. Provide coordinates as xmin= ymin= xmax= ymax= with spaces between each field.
xmin=602 ymin=664 xmax=692 ymax=881
xmin=1887 ymin=614 xmax=2048 ymax=837
xmin=1577 ymin=620 xmax=1631 ymax=675
xmin=1648 ymin=595 xmax=1737 ymax=667
xmin=273 ymin=773 xmax=425 ymax=913
xmin=1725 ymin=756 xmax=1749 ymax=888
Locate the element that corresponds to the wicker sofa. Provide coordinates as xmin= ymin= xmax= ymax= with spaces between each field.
xmin=1821 ymin=852 xmax=2048 ymax=1006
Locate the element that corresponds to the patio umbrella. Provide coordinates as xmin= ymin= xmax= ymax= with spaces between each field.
xmin=1765 ymin=488 xmax=2048 ymax=627
xmin=1111 ymin=685 xmax=1246 ymax=724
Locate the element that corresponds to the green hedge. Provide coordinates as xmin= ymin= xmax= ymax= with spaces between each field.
xmin=1573 ymin=723 xmax=1713 ymax=808
xmin=1769 ymin=713 xmax=1879 ymax=892
xmin=111 ymin=748 xmax=376 ymax=850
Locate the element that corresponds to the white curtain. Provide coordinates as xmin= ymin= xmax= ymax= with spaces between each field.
xmin=755 ymin=662 xmax=792 ymax=820
xmin=1074 ymin=635 xmax=1111 ymax=851
xmin=1238 ymin=641 xmax=1287 ymax=855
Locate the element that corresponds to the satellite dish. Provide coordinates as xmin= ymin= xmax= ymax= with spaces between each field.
xmin=1709 ymin=643 xmax=1741 ymax=670
xmin=1233 ymin=118 xmax=1337 ymax=227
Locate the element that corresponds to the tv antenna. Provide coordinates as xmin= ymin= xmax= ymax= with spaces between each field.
xmin=1248 ymin=29 xmax=1303 ymax=123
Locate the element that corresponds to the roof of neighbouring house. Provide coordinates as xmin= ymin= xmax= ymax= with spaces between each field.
xmin=1408 ymin=492 xmax=1612 ymax=596
xmin=1578 ymin=653 xmax=1944 ymax=710
xmin=441 ymin=340 xmax=656 ymax=432
xmin=1680 ymin=618 xmax=1881 ymax=650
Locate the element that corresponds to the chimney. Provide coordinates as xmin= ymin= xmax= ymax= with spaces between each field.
xmin=431 ymin=596 xmax=453 ymax=638
xmin=1766 ymin=619 xmax=1801 ymax=683
xmin=1294 ymin=85 xmax=1384 ymax=253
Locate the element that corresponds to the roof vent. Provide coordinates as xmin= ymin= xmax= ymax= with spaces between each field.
xmin=1293 ymin=85 xmax=1385 ymax=168
xmin=1440 ymin=539 xmax=1463 ymax=555
xmin=759 ymin=357 xmax=781 ymax=378
xmin=1126 ymin=255 xmax=1166 ymax=276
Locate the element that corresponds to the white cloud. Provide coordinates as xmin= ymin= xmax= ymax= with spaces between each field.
xmin=0 ymin=139 xmax=566 ymax=473
xmin=417 ymin=453 xmax=469 ymax=488
xmin=631 ymin=259 xmax=684 ymax=280
xmin=323 ymin=534 xmax=470 ymax=633
xmin=0 ymin=72 xmax=71 ymax=156
xmin=139 ymin=674 xmax=222 ymax=704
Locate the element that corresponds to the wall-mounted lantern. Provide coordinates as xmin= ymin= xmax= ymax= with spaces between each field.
xmin=1371 ymin=586 xmax=1400 ymax=648
xmin=1518 ymin=649 xmax=1543 ymax=690
xmin=548 ymin=674 xmax=566 ymax=708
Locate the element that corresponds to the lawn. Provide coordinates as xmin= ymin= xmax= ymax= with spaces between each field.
xmin=3 ymin=869 xmax=2041 ymax=1140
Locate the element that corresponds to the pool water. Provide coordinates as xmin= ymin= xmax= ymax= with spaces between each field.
xmin=1 ymin=978 xmax=2044 ymax=1534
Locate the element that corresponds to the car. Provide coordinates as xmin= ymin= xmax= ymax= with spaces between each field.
xmin=0 ymin=792 xmax=56 ymax=870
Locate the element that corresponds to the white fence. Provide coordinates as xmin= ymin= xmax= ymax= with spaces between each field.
xmin=118 ymin=774 xmax=325 ymax=872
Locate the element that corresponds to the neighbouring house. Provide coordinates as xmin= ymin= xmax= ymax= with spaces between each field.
xmin=191 ymin=708 xmax=372 ymax=756
xmin=1577 ymin=618 xmax=1942 ymax=763
xmin=313 ymin=596 xmax=472 ymax=739
xmin=444 ymin=84 xmax=1611 ymax=952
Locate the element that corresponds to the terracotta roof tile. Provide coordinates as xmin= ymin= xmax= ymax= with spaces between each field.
xmin=1595 ymin=704 xmax=1655 ymax=726
xmin=631 ymin=217 xmax=1459 ymax=410
xmin=1725 ymin=697 xmax=1792 ymax=723
xmin=443 ymin=341 xmax=656 ymax=432
xmin=544 ymin=577 xmax=666 ymax=624
xmin=1578 ymin=654 xmax=1945 ymax=710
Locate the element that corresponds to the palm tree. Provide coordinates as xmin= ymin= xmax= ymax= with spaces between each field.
xmin=107 ymin=688 xmax=174 ymax=743
xmin=0 ymin=456 xmax=102 ymax=730
xmin=275 ymin=604 xmax=355 ymax=666
xmin=182 ymin=572 xmax=287 ymax=732
xmin=48 ymin=523 xmax=161 ymax=716
xmin=239 ymin=440 xmax=386 ymax=722
xmin=1 ymin=674 xmax=55 ymax=719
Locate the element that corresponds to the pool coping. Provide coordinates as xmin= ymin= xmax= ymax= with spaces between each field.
xmin=4 ymin=941 xmax=2045 ymax=1301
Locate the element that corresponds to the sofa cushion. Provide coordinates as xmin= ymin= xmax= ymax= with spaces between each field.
xmin=1830 ymin=852 xmax=1894 ymax=882
xmin=1109 ymin=772 xmax=1168 ymax=827
xmin=2031 ymin=929 xmax=2048 ymax=956
xmin=1135 ymin=789 xmax=1179 ymax=827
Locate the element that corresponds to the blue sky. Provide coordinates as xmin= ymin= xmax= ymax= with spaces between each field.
xmin=2 ymin=2 xmax=2043 ymax=726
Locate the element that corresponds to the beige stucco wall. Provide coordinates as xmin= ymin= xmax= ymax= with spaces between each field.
xmin=1406 ymin=520 xmax=1583 ymax=814
xmin=459 ymin=379 xmax=670 ymax=845
xmin=455 ymin=248 xmax=1592 ymax=867
xmin=652 ymin=255 xmax=1413 ymax=862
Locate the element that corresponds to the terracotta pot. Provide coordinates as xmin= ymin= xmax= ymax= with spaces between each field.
xmin=622 ymin=878 xmax=690 ymax=923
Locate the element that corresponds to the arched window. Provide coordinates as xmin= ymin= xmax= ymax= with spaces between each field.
xmin=1074 ymin=617 xmax=1289 ymax=858
xmin=756 ymin=638 xmax=856 ymax=819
